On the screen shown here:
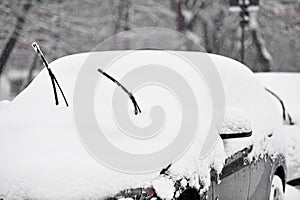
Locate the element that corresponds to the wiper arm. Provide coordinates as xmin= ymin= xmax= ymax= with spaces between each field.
xmin=32 ymin=42 xmax=69 ymax=107
xmin=97 ymin=68 xmax=141 ymax=115
xmin=265 ymin=88 xmax=293 ymax=125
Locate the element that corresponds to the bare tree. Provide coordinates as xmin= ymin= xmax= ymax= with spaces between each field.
xmin=169 ymin=0 xmax=207 ymax=50
xmin=21 ymin=54 xmax=38 ymax=90
xmin=211 ymin=10 xmax=225 ymax=54
xmin=116 ymin=0 xmax=131 ymax=32
xmin=249 ymin=12 xmax=274 ymax=72
xmin=0 ymin=0 xmax=33 ymax=76
xmin=170 ymin=0 xmax=204 ymax=32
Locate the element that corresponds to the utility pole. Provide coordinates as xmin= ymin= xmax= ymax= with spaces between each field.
xmin=229 ymin=0 xmax=259 ymax=64
xmin=240 ymin=0 xmax=249 ymax=63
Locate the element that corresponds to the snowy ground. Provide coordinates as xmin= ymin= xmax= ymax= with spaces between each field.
xmin=286 ymin=185 xmax=300 ymax=200
xmin=256 ymin=73 xmax=300 ymax=199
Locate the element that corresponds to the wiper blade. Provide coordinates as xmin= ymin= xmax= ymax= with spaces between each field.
xmin=32 ymin=42 xmax=69 ymax=107
xmin=265 ymin=88 xmax=293 ymax=125
xmin=160 ymin=163 xmax=172 ymax=175
xmin=97 ymin=68 xmax=141 ymax=115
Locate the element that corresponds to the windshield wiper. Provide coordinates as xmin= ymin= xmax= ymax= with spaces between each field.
xmin=32 ymin=42 xmax=69 ymax=107
xmin=97 ymin=68 xmax=141 ymax=115
xmin=265 ymin=88 xmax=293 ymax=125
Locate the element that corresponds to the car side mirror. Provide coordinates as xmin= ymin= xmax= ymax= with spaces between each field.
xmin=219 ymin=107 xmax=252 ymax=139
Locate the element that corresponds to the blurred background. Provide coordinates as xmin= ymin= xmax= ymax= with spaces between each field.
xmin=0 ymin=0 xmax=299 ymax=100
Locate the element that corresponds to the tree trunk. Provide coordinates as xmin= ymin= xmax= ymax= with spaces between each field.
xmin=170 ymin=0 xmax=204 ymax=50
xmin=0 ymin=0 xmax=32 ymax=76
xmin=250 ymin=12 xmax=274 ymax=72
xmin=113 ymin=0 xmax=131 ymax=49
xmin=202 ymin=19 xmax=212 ymax=53
xmin=115 ymin=0 xmax=131 ymax=32
xmin=212 ymin=10 xmax=224 ymax=54
xmin=21 ymin=54 xmax=38 ymax=90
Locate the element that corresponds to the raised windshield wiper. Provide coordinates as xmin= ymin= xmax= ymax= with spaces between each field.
xmin=97 ymin=68 xmax=141 ymax=115
xmin=32 ymin=42 xmax=69 ymax=107
xmin=265 ymin=88 xmax=294 ymax=125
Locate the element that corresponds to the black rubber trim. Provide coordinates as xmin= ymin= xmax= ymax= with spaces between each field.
xmin=220 ymin=131 xmax=252 ymax=139
xmin=287 ymin=178 xmax=300 ymax=186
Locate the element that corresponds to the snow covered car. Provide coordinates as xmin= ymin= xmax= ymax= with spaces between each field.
xmin=0 ymin=51 xmax=286 ymax=200
xmin=256 ymin=73 xmax=300 ymax=191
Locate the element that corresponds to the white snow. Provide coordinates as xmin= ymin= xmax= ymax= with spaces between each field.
xmin=256 ymin=72 xmax=300 ymax=199
xmin=212 ymin=56 xmax=284 ymax=161
xmin=0 ymin=51 xmax=289 ymax=199
xmin=220 ymin=107 xmax=252 ymax=157
xmin=182 ymin=10 xmax=193 ymax=23
xmin=220 ymin=107 xmax=252 ymax=135
xmin=0 ymin=51 xmax=225 ymax=199
xmin=0 ymin=100 xmax=10 ymax=109
xmin=256 ymin=73 xmax=300 ymax=181
xmin=152 ymin=176 xmax=175 ymax=200
xmin=286 ymin=185 xmax=300 ymax=200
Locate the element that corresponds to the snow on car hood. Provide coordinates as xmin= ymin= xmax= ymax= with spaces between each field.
xmin=0 ymin=51 xmax=283 ymax=199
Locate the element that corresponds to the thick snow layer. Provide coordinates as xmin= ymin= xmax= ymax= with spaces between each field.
xmin=220 ymin=107 xmax=252 ymax=156
xmin=0 ymin=100 xmax=10 ymax=109
xmin=0 ymin=52 xmax=226 ymax=199
xmin=0 ymin=51 xmax=284 ymax=199
xmin=256 ymin=73 xmax=300 ymax=182
xmin=212 ymin=56 xmax=284 ymax=160
xmin=152 ymin=177 xmax=175 ymax=199
xmin=286 ymin=185 xmax=300 ymax=200
xmin=220 ymin=107 xmax=252 ymax=135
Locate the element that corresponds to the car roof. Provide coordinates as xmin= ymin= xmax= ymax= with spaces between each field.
xmin=10 ymin=51 xmax=282 ymax=140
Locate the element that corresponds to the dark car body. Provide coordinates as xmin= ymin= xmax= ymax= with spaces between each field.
xmin=208 ymin=147 xmax=286 ymax=200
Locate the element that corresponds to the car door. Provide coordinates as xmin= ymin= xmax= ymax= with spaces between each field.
xmin=210 ymin=148 xmax=251 ymax=200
